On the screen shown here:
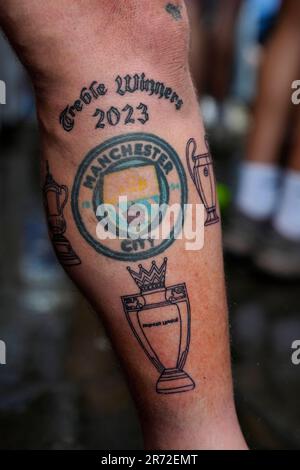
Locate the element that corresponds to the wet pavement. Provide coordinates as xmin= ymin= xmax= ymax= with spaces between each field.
xmin=0 ymin=125 xmax=300 ymax=450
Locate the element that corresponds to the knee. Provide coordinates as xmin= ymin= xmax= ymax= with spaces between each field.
xmin=1 ymin=1 xmax=191 ymax=84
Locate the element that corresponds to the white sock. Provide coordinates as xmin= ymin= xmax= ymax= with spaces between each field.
xmin=274 ymin=170 xmax=300 ymax=240
xmin=236 ymin=162 xmax=281 ymax=220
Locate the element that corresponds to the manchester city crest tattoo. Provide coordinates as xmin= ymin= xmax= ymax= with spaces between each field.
xmin=72 ymin=133 xmax=188 ymax=261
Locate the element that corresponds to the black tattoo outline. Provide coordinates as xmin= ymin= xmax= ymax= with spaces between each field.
xmin=122 ymin=104 xmax=135 ymax=125
xmin=115 ymin=73 xmax=183 ymax=110
xmin=59 ymin=74 xmax=183 ymax=133
xmin=136 ymin=102 xmax=149 ymax=124
xmin=186 ymin=136 xmax=219 ymax=226
xmin=122 ymin=257 xmax=195 ymax=394
xmin=93 ymin=108 xmax=105 ymax=129
xmin=43 ymin=161 xmax=81 ymax=267
xmin=165 ymin=3 xmax=182 ymax=21
xmin=59 ymin=80 xmax=107 ymax=132
xmin=92 ymin=103 xmax=149 ymax=130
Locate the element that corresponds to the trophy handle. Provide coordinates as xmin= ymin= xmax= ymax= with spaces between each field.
xmin=177 ymin=297 xmax=191 ymax=370
xmin=186 ymin=138 xmax=197 ymax=184
xmin=59 ymin=185 xmax=68 ymax=214
xmin=167 ymin=284 xmax=191 ymax=371
xmin=204 ymin=134 xmax=210 ymax=153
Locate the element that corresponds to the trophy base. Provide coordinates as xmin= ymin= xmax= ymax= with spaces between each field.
xmin=53 ymin=236 xmax=81 ymax=266
xmin=205 ymin=208 xmax=219 ymax=226
xmin=156 ymin=368 xmax=195 ymax=394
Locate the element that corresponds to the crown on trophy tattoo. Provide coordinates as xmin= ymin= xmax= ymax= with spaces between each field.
xmin=186 ymin=136 xmax=219 ymax=226
xmin=122 ymin=257 xmax=195 ymax=394
xmin=127 ymin=258 xmax=168 ymax=292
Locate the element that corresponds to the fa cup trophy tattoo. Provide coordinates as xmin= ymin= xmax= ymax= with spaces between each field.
xmin=43 ymin=162 xmax=81 ymax=267
xmin=122 ymin=258 xmax=195 ymax=394
xmin=186 ymin=136 xmax=219 ymax=226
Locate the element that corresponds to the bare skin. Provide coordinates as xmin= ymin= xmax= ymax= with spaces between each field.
xmin=0 ymin=0 xmax=246 ymax=449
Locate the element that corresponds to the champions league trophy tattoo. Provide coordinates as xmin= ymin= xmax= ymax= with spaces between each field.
xmin=186 ymin=136 xmax=219 ymax=226
xmin=122 ymin=258 xmax=195 ymax=394
xmin=43 ymin=162 xmax=81 ymax=267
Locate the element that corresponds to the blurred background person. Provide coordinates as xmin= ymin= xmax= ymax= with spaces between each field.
xmin=187 ymin=0 xmax=243 ymax=112
xmin=186 ymin=0 xmax=280 ymax=133
xmin=225 ymin=0 xmax=300 ymax=279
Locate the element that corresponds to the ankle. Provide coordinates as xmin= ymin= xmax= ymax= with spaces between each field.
xmin=143 ymin=414 xmax=247 ymax=450
xmin=140 ymin=401 xmax=247 ymax=450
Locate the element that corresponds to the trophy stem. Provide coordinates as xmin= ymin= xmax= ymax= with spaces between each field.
xmin=156 ymin=368 xmax=195 ymax=394
xmin=205 ymin=207 xmax=219 ymax=226
xmin=52 ymin=235 xmax=81 ymax=266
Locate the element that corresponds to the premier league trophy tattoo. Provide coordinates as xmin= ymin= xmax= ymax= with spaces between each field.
xmin=122 ymin=258 xmax=195 ymax=394
xmin=43 ymin=162 xmax=81 ymax=267
xmin=186 ymin=136 xmax=219 ymax=226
